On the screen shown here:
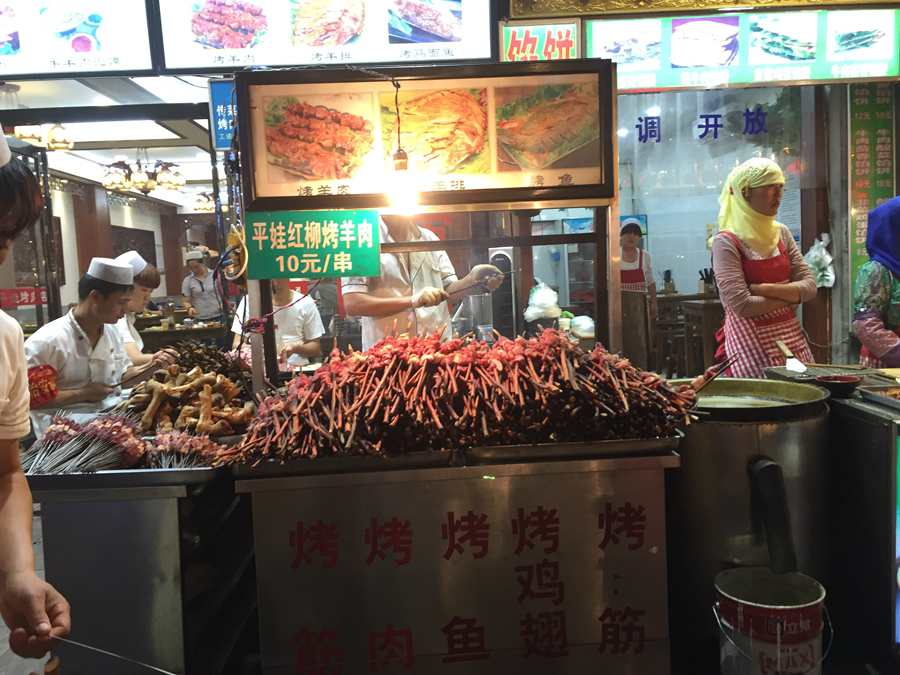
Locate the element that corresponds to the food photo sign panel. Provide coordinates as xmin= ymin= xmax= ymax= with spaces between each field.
xmin=237 ymin=61 xmax=615 ymax=211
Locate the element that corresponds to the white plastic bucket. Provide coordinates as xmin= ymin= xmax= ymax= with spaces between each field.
xmin=713 ymin=567 xmax=832 ymax=675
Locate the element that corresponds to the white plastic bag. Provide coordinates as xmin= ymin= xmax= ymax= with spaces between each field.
xmin=570 ymin=315 xmax=596 ymax=339
xmin=803 ymin=233 xmax=835 ymax=289
xmin=524 ymin=282 xmax=561 ymax=322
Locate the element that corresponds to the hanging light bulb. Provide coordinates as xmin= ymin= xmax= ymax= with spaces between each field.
xmin=44 ymin=123 xmax=73 ymax=151
xmin=384 ymin=79 xmax=420 ymax=216
xmin=102 ymin=160 xmax=132 ymax=191
xmin=14 ymin=125 xmax=45 ymax=146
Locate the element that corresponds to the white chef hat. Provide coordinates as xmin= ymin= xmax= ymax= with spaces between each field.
xmin=114 ymin=250 xmax=148 ymax=276
xmin=185 ymin=250 xmax=204 ymax=262
xmin=0 ymin=134 xmax=10 ymax=168
xmin=87 ymin=257 xmax=134 ymax=286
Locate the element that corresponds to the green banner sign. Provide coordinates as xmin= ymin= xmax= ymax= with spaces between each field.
xmin=849 ymin=83 xmax=895 ymax=296
xmin=244 ymin=210 xmax=382 ymax=279
xmin=501 ymin=22 xmax=579 ymax=62
xmin=586 ymin=9 xmax=900 ymax=92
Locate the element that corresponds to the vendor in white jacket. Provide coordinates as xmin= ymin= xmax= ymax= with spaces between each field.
xmin=24 ymin=258 xmax=142 ymax=438
xmin=114 ymin=250 xmax=177 ymax=368
xmin=342 ymin=215 xmax=503 ymax=351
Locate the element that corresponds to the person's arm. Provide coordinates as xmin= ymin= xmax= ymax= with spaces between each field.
xmin=181 ymin=277 xmax=197 ymax=317
xmin=644 ymin=252 xmax=658 ymax=318
xmin=283 ymin=303 xmax=325 ymax=360
xmin=445 ymin=264 xmax=502 ymax=297
xmin=343 ymin=292 xmax=419 ymax=318
xmin=32 ymin=383 xmax=115 ymax=409
xmin=852 ymin=262 xmax=900 ymax=365
xmin=712 ymin=235 xmax=791 ymax=318
xmin=750 ymin=230 xmax=818 ymax=304
xmin=124 ymin=342 xmax=153 ymax=367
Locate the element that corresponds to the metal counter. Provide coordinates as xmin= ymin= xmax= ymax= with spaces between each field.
xmin=237 ymin=453 xmax=679 ymax=675
xmin=31 ymin=468 xmax=255 ymax=675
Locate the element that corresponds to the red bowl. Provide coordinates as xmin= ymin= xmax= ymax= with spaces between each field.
xmin=815 ymin=375 xmax=862 ymax=398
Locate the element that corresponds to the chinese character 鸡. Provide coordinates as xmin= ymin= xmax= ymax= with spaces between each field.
xmin=442 ymin=510 xmax=490 ymax=560
xmin=598 ymin=502 xmax=646 ymax=551
xmin=742 ymin=105 xmax=768 ymax=136
xmin=697 ymin=113 xmax=724 ymax=140
xmin=365 ymin=517 xmax=413 ymax=567
xmin=289 ymin=520 xmax=339 ymax=569
xmin=369 ymin=625 xmax=413 ymax=672
xmin=598 ymin=607 xmax=646 ymax=654
xmin=442 ymin=616 xmax=489 ymax=663
xmin=511 ymin=506 xmax=560 ymax=555
xmin=515 ymin=559 xmax=565 ymax=605
xmin=520 ymin=611 xmax=568 ymax=658
xmin=635 ymin=116 xmax=661 ymax=144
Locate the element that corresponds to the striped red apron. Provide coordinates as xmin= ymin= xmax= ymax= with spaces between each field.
xmin=717 ymin=232 xmax=814 ymax=378
xmin=621 ymin=250 xmax=648 ymax=292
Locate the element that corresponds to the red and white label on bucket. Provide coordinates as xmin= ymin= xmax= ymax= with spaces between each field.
xmin=718 ymin=596 xmax=822 ymax=645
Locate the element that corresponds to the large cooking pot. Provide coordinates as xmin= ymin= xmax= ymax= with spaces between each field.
xmin=667 ymin=378 xmax=830 ymax=675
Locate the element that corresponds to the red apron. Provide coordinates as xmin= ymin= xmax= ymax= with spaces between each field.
xmin=621 ymin=250 xmax=648 ymax=292
xmin=716 ymin=232 xmax=814 ymax=378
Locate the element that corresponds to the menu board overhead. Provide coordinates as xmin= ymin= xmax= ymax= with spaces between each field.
xmin=586 ymin=9 xmax=900 ymax=91
xmin=237 ymin=62 xmax=614 ymax=210
xmin=0 ymin=1 xmax=153 ymax=77
xmin=158 ymin=0 xmax=492 ymax=71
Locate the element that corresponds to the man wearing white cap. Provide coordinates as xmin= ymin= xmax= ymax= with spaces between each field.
xmin=181 ymin=249 xmax=221 ymax=321
xmin=0 ymin=133 xmax=71 ymax=660
xmin=24 ymin=257 xmax=143 ymax=438
xmin=114 ymin=250 xmax=177 ymax=368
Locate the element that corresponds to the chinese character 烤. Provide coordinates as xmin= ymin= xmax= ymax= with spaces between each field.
xmin=515 ymin=559 xmax=565 ymax=605
xmin=289 ymin=520 xmax=339 ymax=569
xmin=369 ymin=625 xmax=413 ymax=672
xmin=294 ymin=628 xmax=343 ymax=675
xmin=697 ymin=113 xmax=724 ymax=140
xmin=442 ymin=510 xmax=490 ymax=560
xmin=442 ymin=616 xmax=489 ymax=663
xmin=742 ymin=105 xmax=768 ymax=136
xmin=635 ymin=116 xmax=661 ymax=144
xmin=365 ymin=517 xmax=413 ymax=567
xmin=520 ymin=611 xmax=568 ymax=658
xmin=322 ymin=221 xmax=339 ymax=248
xmin=598 ymin=607 xmax=646 ymax=654
xmin=511 ymin=506 xmax=560 ymax=555
xmin=598 ymin=501 xmax=646 ymax=551
xmin=302 ymin=186 xmax=314 ymax=197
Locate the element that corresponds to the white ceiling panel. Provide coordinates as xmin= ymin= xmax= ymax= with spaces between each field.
xmin=131 ymin=76 xmax=209 ymax=103
xmin=64 ymin=120 xmax=180 ymax=142
xmin=7 ymin=80 xmax=115 ymax=108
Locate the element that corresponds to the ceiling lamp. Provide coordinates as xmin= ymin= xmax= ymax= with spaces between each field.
xmin=13 ymin=125 xmax=45 ymax=146
xmin=45 ymin=124 xmax=74 ymax=151
xmin=101 ymin=149 xmax=184 ymax=195
xmin=192 ymin=191 xmax=215 ymax=212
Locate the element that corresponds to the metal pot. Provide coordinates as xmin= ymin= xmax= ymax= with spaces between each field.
xmin=667 ymin=378 xmax=830 ymax=674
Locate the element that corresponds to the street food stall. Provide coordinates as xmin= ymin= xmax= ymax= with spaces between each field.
xmin=221 ymin=58 xmax=694 ymax=674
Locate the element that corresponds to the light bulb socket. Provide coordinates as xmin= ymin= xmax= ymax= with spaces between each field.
xmin=393 ymin=148 xmax=408 ymax=172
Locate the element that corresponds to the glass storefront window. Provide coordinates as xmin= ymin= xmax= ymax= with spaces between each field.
xmin=617 ymin=87 xmax=804 ymax=296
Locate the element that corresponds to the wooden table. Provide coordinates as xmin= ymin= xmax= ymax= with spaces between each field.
xmin=680 ymin=299 xmax=724 ymax=376
xmin=139 ymin=324 xmax=226 ymax=352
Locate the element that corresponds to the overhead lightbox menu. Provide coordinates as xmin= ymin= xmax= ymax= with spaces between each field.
xmin=586 ymin=8 xmax=900 ymax=91
xmin=158 ymin=0 xmax=492 ymax=71
xmin=0 ymin=1 xmax=153 ymax=77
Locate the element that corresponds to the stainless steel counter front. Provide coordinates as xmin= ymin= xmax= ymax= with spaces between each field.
xmin=238 ymin=453 xmax=680 ymax=675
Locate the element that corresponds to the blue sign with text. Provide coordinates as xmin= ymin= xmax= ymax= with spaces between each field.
xmin=208 ymin=79 xmax=236 ymax=151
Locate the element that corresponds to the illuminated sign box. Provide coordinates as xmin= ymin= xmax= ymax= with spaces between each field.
xmin=586 ymin=9 xmax=900 ymax=91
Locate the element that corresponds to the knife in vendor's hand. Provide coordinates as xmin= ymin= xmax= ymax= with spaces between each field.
xmin=53 ymin=636 xmax=177 ymax=674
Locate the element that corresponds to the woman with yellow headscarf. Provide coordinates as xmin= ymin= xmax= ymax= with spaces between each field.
xmin=711 ymin=157 xmax=816 ymax=378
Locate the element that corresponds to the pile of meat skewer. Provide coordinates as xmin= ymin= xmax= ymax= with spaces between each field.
xmin=216 ymin=329 xmax=697 ymax=466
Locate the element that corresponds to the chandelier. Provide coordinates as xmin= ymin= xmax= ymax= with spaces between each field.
xmin=13 ymin=123 xmax=74 ymax=150
xmin=101 ymin=149 xmax=185 ymax=195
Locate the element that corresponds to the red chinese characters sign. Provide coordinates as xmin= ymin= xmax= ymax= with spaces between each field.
xmin=248 ymin=461 xmax=672 ymax=673
xmin=501 ymin=22 xmax=580 ymax=62
xmin=0 ymin=287 xmax=47 ymax=309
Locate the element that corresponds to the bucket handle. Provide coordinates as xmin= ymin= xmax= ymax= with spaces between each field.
xmin=713 ymin=602 xmax=834 ymax=674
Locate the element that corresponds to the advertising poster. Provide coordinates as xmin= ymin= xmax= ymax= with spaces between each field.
xmin=0 ymin=0 xmax=153 ymax=76
xmin=158 ymin=0 xmax=491 ymax=71
xmin=848 ymin=82 xmax=895 ymax=295
xmin=247 ymin=72 xmax=605 ymax=200
xmin=586 ymin=9 xmax=900 ymax=91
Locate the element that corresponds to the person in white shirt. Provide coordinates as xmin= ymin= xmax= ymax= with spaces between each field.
xmin=0 ymin=138 xmax=70 ymax=658
xmin=114 ymin=250 xmax=177 ymax=368
xmin=231 ymin=278 xmax=324 ymax=368
xmin=24 ymin=258 xmax=143 ymax=438
xmin=342 ymin=215 xmax=503 ymax=351
xmin=181 ymin=250 xmax=221 ymax=321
